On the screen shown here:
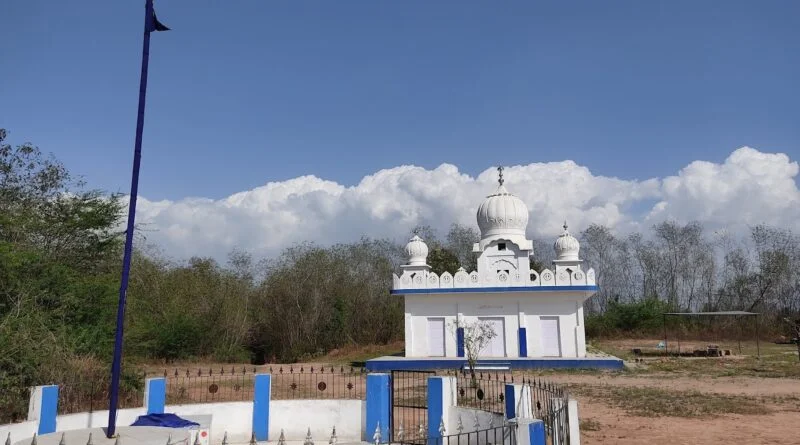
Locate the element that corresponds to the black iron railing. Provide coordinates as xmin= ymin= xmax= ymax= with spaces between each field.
xmin=453 ymin=371 xmax=510 ymax=415
xmin=159 ymin=366 xmax=367 ymax=405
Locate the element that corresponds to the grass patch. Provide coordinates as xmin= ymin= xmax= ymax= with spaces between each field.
xmin=579 ymin=418 xmax=602 ymax=432
xmin=569 ymin=384 xmax=772 ymax=418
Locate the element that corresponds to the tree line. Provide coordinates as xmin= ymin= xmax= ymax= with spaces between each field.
xmin=1 ymin=129 xmax=798 ymax=418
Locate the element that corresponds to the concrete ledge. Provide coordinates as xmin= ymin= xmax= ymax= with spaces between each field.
xmin=365 ymin=356 xmax=623 ymax=371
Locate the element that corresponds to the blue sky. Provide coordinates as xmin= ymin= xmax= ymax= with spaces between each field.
xmin=3 ymin=0 xmax=798 ymax=203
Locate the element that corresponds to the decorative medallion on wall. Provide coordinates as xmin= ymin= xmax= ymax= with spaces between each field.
xmin=317 ymin=381 xmax=327 ymax=391
xmin=208 ymin=384 xmax=219 ymax=394
xmin=442 ymin=274 xmax=452 ymax=283
xmin=542 ymin=272 xmax=553 ymax=281
xmin=557 ymin=271 xmax=569 ymax=283
xmin=414 ymin=276 xmax=423 ymax=284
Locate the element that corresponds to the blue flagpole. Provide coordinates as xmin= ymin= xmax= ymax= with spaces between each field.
xmin=107 ymin=0 xmax=154 ymax=437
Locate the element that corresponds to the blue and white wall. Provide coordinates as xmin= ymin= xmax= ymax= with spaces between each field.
xmin=404 ymin=292 xmax=589 ymax=358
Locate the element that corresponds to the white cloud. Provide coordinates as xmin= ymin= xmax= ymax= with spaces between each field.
xmin=131 ymin=147 xmax=799 ymax=261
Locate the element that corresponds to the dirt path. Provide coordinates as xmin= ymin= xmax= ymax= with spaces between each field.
xmin=579 ymin=402 xmax=800 ymax=445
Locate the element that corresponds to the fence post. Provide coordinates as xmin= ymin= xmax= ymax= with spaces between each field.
xmin=252 ymin=374 xmax=271 ymax=441
xmin=503 ymin=384 xmax=532 ymax=421
xmin=144 ymin=377 xmax=166 ymax=414
xmin=517 ymin=419 xmax=546 ymax=445
xmin=28 ymin=385 xmax=58 ymax=435
xmin=365 ymin=373 xmax=390 ymax=443
xmin=427 ymin=376 xmax=456 ymax=445
xmin=568 ymin=399 xmax=581 ymax=445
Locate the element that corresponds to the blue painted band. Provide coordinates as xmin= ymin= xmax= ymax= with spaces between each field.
xmin=528 ymin=420 xmax=546 ymax=445
xmin=146 ymin=378 xmax=166 ymax=414
xmin=504 ymin=384 xmax=515 ymax=419
xmin=365 ymin=358 xmax=624 ymax=371
xmin=252 ymin=374 xmax=271 ymax=441
xmin=366 ymin=374 xmax=390 ymax=442
xmin=38 ymin=385 xmax=58 ymax=435
xmin=391 ymin=285 xmax=598 ymax=295
xmin=518 ymin=327 xmax=528 ymax=357
xmin=456 ymin=328 xmax=465 ymax=357
xmin=427 ymin=377 xmax=444 ymax=443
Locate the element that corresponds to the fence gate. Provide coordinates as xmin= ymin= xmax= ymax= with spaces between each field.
xmin=390 ymin=370 xmax=433 ymax=444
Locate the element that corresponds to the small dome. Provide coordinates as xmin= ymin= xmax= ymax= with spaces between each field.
xmin=554 ymin=222 xmax=580 ymax=261
xmin=476 ymin=184 xmax=529 ymax=239
xmin=405 ymin=235 xmax=429 ymax=266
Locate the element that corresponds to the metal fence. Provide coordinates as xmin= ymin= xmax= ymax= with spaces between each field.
xmin=523 ymin=376 xmax=570 ymax=445
xmin=452 ymin=370 xmax=510 ymax=415
xmin=158 ymin=366 xmax=367 ymax=405
xmin=57 ymin=374 xmax=145 ymax=415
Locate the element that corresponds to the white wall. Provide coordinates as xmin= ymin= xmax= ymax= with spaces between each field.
xmin=269 ymin=400 xmax=363 ymax=442
xmin=55 ymin=408 xmax=145 ymax=432
xmin=2 ymin=400 xmax=365 ymax=445
xmin=164 ymin=402 xmax=252 ymax=444
xmin=0 ymin=421 xmax=37 ymax=444
xmin=448 ymin=407 xmax=504 ymax=434
xmin=407 ymin=292 xmax=590 ymax=358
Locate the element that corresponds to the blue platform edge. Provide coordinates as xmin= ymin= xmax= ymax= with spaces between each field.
xmin=391 ymin=285 xmax=598 ymax=295
xmin=365 ymin=357 xmax=623 ymax=371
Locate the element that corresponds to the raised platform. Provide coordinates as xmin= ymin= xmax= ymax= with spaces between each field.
xmin=365 ymin=356 xmax=624 ymax=371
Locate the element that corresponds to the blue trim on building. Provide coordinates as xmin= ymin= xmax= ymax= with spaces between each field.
xmin=366 ymin=374 xmax=391 ymax=442
xmin=252 ymin=374 xmax=271 ymax=441
xmin=456 ymin=328 xmax=465 ymax=357
xmin=366 ymin=357 xmax=623 ymax=371
xmin=38 ymin=385 xmax=59 ymax=435
xmin=427 ymin=377 xmax=444 ymax=444
xmin=504 ymin=384 xmax=515 ymax=420
xmin=391 ymin=285 xmax=598 ymax=295
xmin=146 ymin=378 xmax=166 ymax=414
xmin=518 ymin=328 xmax=528 ymax=357
xmin=528 ymin=420 xmax=546 ymax=445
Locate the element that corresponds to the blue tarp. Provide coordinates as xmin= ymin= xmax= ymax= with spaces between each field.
xmin=131 ymin=413 xmax=200 ymax=428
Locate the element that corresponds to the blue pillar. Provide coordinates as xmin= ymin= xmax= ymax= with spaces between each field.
xmin=144 ymin=377 xmax=166 ymax=414
xmin=366 ymin=373 xmax=391 ymax=443
xmin=252 ymin=374 xmax=271 ymax=441
xmin=518 ymin=328 xmax=528 ymax=357
xmin=427 ymin=376 xmax=455 ymax=445
xmin=518 ymin=419 xmax=546 ymax=445
xmin=504 ymin=384 xmax=516 ymax=420
xmin=29 ymin=385 xmax=58 ymax=435
xmin=456 ymin=328 xmax=465 ymax=357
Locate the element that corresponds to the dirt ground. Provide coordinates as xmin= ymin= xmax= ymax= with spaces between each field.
xmin=563 ymin=339 xmax=800 ymax=445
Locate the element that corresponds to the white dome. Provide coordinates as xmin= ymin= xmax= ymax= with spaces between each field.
xmin=476 ymin=184 xmax=529 ymax=239
xmin=554 ymin=222 xmax=580 ymax=261
xmin=405 ymin=235 xmax=429 ymax=266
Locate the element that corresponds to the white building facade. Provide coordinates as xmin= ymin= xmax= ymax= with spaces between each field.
xmin=391 ymin=173 xmax=597 ymax=359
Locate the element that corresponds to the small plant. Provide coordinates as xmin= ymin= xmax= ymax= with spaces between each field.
xmin=449 ymin=320 xmax=497 ymax=387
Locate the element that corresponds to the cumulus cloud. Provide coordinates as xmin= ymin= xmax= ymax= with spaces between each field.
xmin=132 ymin=147 xmax=799 ymax=261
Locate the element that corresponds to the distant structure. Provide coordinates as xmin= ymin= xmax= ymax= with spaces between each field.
xmin=391 ymin=167 xmax=597 ymax=360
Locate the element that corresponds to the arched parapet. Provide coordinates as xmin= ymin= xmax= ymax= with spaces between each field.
xmin=468 ymin=271 xmax=480 ymax=287
xmin=539 ymin=268 xmax=555 ymax=286
xmin=454 ymin=268 xmax=470 ymax=287
xmin=529 ymin=270 xmax=540 ymax=286
xmin=427 ymin=273 xmax=440 ymax=288
xmin=496 ymin=270 xmax=511 ymax=285
xmin=586 ymin=268 xmax=596 ymax=285
xmin=439 ymin=271 xmax=454 ymax=288
xmin=571 ymin=269 xmax=586 ymax=285
xmin=392 ymin=273 xmax=400 ymax=288
xmin=556 ymin=270 xmax=571 ymax=285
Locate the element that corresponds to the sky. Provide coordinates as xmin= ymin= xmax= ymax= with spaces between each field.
xmin=2 ymin=1 xmax=799 ymax=261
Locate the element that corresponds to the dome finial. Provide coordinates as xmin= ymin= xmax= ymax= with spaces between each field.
xmin=563 ymin=220 xmax=568 ymax=232
xmin=497 ymin=166 xmax=504 ymax=186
